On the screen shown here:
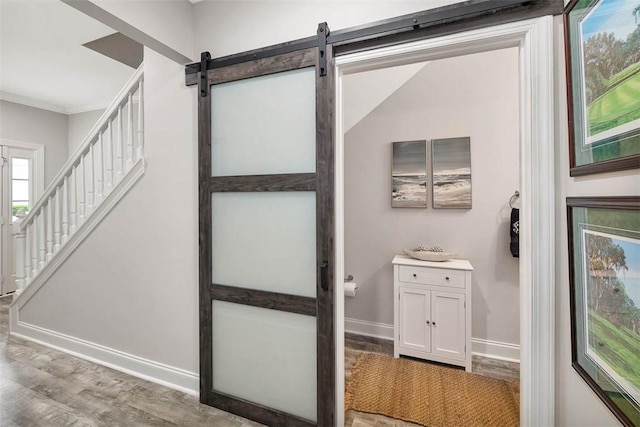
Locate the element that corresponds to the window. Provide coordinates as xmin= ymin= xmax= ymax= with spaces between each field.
xmin=11 ymin=157 xmax=30 ymax=221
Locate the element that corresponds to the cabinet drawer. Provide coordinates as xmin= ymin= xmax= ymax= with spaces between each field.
xmin=398 ymin=265 xmax=465 ymax=288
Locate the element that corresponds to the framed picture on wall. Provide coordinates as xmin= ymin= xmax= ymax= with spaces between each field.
xmin=391 ymin=140 xmax=427 ymax=208
xmin=431 ymin=137 xmax=471 ymax=209
xmin=564 ymin=0 xmax=640 ymax=176
xmin=567 ymin=196 xmax=640 ymax=426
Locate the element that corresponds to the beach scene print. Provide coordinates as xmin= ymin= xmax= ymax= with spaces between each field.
xmin=392 ymin=140 xmax=427 ymax=208
xmin=432 ymin=137 xmax=471 ymax=209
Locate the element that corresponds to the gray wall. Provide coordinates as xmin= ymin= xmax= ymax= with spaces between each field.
xmin=344 ymin=47 xmax=520 ymax=347
xmin=0 ymin=100 xmax=69 ymax=185
xmin=67 ymin=109 xmax=105 ymax=155
xmin=12 ymin=2 xmax=637 ymax=425
xmin=20 ymin=47 xmax=198 ymax=372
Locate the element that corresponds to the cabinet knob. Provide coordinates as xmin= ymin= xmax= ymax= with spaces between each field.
xmin=445 ymin=276 xmax=450 ymax=281
xmin=413 ymin=273 xmax=417 ymax=278
xmin=426 ymin=320 xmax=430 ymax=325
xmin=432 ymin=322 xmax=436 ymax=326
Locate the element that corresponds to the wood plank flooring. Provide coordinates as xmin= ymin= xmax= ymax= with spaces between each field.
xmin=0 ymin=296 xmax=262 ymax=427
xmin=1 ymin=296 xmax=519 ymax=426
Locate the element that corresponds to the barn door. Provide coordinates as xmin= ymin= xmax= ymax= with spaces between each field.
xmin=196 ymin=26 xmax=334 ymax=426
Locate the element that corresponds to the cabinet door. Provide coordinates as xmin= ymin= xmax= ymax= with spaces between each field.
xmin=399 ymin=287 xmax=430 ymax=352
xmin=431 ymin=291 xmax=465 ymax=360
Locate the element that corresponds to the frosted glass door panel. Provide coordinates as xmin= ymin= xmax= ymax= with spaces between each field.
xmin=211 ymin=192 xmax=316 ymax=297
xmin=212 ymin=301 xmax=317 ymax=421
xmin=211 ymin=68 xmax=316 ymax=176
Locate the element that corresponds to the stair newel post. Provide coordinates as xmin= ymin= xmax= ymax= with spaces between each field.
xmin=53 ymin=187 xmax=61 ymax=253
xmin=96 ymin=132 xmax=104 ymax=205
xmin=13 ymin=210 xmax=26 ymax=294
xmin=126 ymin=92 xmax=134 ymax=172
xmin=136 ymin=79 xmax=144 ymax=161
xmin=37 ymin=211 xmax=46 ymax=269
xmin=87 ymin=145 xmax=95 ymax=215
xmin=116 ymin=106 xmax=124 ymax=183
xmin=46 ymin=199 xmax=54 ymax=260
xmin=78 ymin=156 xmax=86 ymax=225
xmin=106 ymin=120 xmax=114 ymax=195
xmin=24 ymin=220 xmax=31 ymax=285
xmin=62 ymin=175 xmax=69 ymax=244
xmin=30 ymin=222 xmax=38 ymax=278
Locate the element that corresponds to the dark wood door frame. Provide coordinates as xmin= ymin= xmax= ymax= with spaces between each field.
xmin=188 ymin=1 xmax=564 ymax=426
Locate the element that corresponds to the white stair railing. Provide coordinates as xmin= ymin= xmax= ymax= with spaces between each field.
xmin=12 ymin=65 xmax=144 ymax=296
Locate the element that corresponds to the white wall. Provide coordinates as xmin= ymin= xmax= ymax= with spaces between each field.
xmin=20 ymin=47 xmax=198 ymax=375
xmin=344 ymin=48 xmax=520 ymax=348
xmin=67 ymin=109 xmax=105 ymax=154
xmin=0 ymin=100 xmax=68 ymax=185
xmin=64 ymin=0 xmax=194 ymax=63
xmin=552 ymin=16 xmax=638 ymax=427
xmin=194 ymin=0 xmax=462 ymax=57
xmin=343 ymin=62 xmax=426 ymax=133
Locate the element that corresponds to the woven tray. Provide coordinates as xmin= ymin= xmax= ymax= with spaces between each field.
xmin=403 ymin=249 xmax=455 ymax=262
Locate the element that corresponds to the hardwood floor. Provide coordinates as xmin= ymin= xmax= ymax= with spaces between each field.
xmin=0 ymin=296 xmax=262 ymax=427
xmin=1 ymin=296 xmax=519 ymax=427
xmin=344 ymin=332 xmax=520 ymax=427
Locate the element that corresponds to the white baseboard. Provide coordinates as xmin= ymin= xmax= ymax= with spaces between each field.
xmin=11 ymin=321 xmax=199 ymax=395
xmin=344 ymin=318 xmax=520 ymax=363
xmin=471 ymin=338 xmax=520 ymax=363
xmin=345 ymin=317 xmax=394 ymax=340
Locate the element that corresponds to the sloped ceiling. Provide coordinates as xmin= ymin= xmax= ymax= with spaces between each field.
xmin=0 ymin=0 xmax=135 ymax=114
xmin=342 ymin=62 xmax=427 ymax=133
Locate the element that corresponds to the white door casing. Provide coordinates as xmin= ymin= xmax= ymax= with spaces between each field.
xmin=335 ymin=16 xmax=554 ymax=427
xmin=0 ymin=140 xmax=44 ymax=296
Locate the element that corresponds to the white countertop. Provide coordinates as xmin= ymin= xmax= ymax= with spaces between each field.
xmin=392 ymin=255 xmax=473 ymax=271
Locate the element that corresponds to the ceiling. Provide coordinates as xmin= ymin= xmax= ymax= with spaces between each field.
xmin=0 ymin=0 xmax=136 ymax=115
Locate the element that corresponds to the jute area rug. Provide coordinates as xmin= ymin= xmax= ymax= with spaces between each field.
xmin=345 ymin=353 xmax=520 ymax=427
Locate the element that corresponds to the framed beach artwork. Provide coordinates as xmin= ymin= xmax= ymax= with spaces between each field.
xmin=431 ymin=137 xmax=471 ymax=209
xmin=567 ymin=197 xmax=640 ymax=426
xmin=391 ymin=140 xmax=427 ymax=208
xmin=564 ymin=0 xmax=640 ymax=176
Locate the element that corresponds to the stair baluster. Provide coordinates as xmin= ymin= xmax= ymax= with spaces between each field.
xmin=106 ymin=121 xmax=114 ymax=195
xmin=96 ymin=132 xmax=104 ymax=205
xmin=11 ymin=66 xmax=143 ymax=298
xmin=62 ymin=175 xmax=69 ymax=244
xmin=24 ymin=224 xmax=31 ymax=285
xmin=54 ymin=188 xmax=61 ymax=252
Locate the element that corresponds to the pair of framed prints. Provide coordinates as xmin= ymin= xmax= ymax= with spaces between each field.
xmin=565 ymin=0 xmax=640 ymax=425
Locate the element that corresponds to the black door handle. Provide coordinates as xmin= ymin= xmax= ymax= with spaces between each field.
xmin=320 ymin=260 xmax=329 ymax=291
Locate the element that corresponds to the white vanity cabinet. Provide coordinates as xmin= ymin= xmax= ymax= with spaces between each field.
xmin=392 ymin=255 xmax=473 ymax=371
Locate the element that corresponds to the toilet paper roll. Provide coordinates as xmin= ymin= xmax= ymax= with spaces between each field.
xmin=344 ymin=281 xmax=357 ymax=297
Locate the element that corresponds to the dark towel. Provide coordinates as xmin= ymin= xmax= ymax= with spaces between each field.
xmin=510 ymin=208 xmax=519 ymax=258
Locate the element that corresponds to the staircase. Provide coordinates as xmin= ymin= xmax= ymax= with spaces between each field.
xmin=9 ymin=65 xmax=145 ymax=326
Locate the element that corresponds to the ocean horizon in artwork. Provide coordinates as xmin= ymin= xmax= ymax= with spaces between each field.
xmin=392 ymin=173 xmax=427 ymax=207
xmin=432 ymin=138 xmax=472 ymax=209
xmin=433 ymin=167 xmax=471 ymax=208
xmin=392 ymin=141 xmax=427 ymax=208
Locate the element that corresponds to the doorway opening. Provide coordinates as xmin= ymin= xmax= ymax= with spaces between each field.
xmin=0 ymin=141 xmax=44 ymax=297
xmin=334 ymin=16 xmax=555 ymax=427
xmin=340 ymin=46 xmax=521 ymax=425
